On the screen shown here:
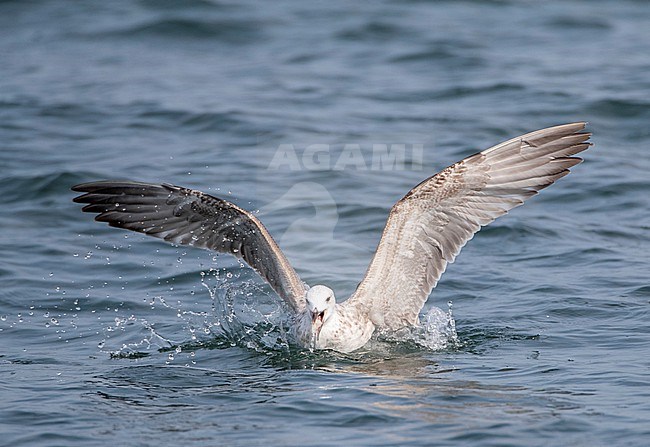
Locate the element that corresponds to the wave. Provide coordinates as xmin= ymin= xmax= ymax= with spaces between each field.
xmin=2 ymin=94 xmax=259 ymax=137
xmin=130 ymin=108 xmax=249 ymax=133
xmin=546 ymin=16 xmax=611 ymax=30
xmin=336 ymin=21 xmax=413 ymax=42
xmin=0 ymin=171 xmax=86 ymax=204
xmin=589 ymin=98 xmax=650 ymax=119
xmin=87 ymin=18 xmax=264 ymax=44
xmin=389 ymin=44 xmax=485 ymax=68
xmin=361 ymin=83 xmax=524 ymax=103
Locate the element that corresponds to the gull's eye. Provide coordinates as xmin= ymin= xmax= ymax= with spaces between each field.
xmin=326 ymin=296 xmax=331 ymax=303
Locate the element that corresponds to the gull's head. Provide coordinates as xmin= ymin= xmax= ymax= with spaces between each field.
xmin=305 ymin=285 xmax=336 ymax=339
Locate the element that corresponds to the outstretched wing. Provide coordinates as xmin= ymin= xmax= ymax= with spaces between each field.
xmin=72 ymin=181 xmax=307 ymax=312
xmin=346 ymin=122 xmax=591 ymax=331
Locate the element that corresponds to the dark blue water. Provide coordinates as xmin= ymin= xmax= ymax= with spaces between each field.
xmin=2 ymin=1 xmax=649 ymax=445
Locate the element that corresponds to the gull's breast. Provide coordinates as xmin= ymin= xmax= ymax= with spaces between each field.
xmin=317 ymin=306 xmax=375 ymax=353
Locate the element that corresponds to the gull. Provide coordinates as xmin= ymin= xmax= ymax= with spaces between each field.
xmin=72 ymin=122 xmax=591 ymax=353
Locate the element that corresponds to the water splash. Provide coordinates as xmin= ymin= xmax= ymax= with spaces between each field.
xmin=101 ymin=268 xmax=293 ymax=361
xmin=199 ymin=269 xmax=291 ymax=353
xmin=98 ymin=264 xmax=459 ymax=362
xmin=416 ymin=301 xmax=459 ymax=351
xmin=377 ymin=301 xmax=459 ymax=352
xmin=100 ymin=313 xmax=176 ymax=360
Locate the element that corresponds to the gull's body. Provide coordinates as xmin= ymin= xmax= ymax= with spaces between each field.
xmin=294 ymin=286 xmax=375 ymax=352
xmin=73 ymin=123 xmax=592 ymax=353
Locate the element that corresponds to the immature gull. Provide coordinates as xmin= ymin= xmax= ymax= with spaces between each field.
xmin=73 ymin=122 xmax=591 ymax=353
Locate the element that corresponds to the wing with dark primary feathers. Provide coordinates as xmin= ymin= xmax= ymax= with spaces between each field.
xmin=72 ymin=181 xmax=307 ymax=312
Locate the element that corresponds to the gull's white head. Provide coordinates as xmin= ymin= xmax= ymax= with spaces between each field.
xmin=305 ymin=285 xmax=336 ymax=339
